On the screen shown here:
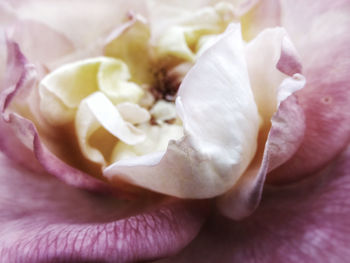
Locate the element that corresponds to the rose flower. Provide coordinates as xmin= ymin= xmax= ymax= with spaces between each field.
xmin=0 ymin=0 xmax=349 ymax=262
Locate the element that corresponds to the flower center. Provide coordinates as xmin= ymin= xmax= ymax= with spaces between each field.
xmin=38 ymin=3 xmax=236 ymax=172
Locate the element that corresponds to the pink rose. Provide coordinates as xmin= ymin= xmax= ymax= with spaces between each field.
xmin=0 ymin=0 xmax=349 ymax=262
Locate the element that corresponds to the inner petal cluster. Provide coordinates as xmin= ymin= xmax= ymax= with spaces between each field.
xmin=38 ymin=3 xmax=235 ymax=169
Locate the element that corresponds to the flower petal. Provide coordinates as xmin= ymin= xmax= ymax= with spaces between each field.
xmin=240 ymin=0 xmax=281 ymax=40
xmin=104 ymin=15 xmax=153 ymax=84
xmin=6 ymin=19 xmax=74 ymax=65
xmin=39 ymin=57 xmax=143 ymax=125
xmin=0 ymin=153 xmax=207 ymax=262
xmin=158 ymin=145 xmax=350 ymax=263
xmin=75 ymin=92 xmax=146 ymax=165
xmin=245 ymin=27 xmax=301 ymax=124
xmin=1 ymin=40 xmax=110 ymax=192
xmin=217 ymin=93 xmax=306 ymax=219
xmin=104 ymin=24 xmax=260 ymax=198
xmin=8 ymin=0 xmax=147 ymax=49
xmin=217 ymin=30 xmax=305 ymax=219
xmin=268 ymin=0 xmax=350 ymax=183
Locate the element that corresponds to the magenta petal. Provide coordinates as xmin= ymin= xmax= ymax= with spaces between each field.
xmin=0 ymin=154 xmax=206 ymax=262
xmin=158 ymin=145 xmax=350 ymax=263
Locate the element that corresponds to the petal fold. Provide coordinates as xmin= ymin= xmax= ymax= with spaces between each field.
xmin=104 ymin=24 xmax=260 ymax=198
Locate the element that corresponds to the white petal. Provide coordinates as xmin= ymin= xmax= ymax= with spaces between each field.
xmin=116 ymin=102 xmax=150 ymax=124
xmin=75 ymin=92 xmax=146 ymax=165
xmin=78 ymin=92 xmax=145 ymax=146
xmin=104 ymin=24 xmax=260 ymax=198
xmin=150 ymin=100 xmax=177 ymax=122
xmin=110 ymin=123 xmax=183 ymax=163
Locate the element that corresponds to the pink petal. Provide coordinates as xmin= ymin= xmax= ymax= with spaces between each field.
xmin=268 ymin=0 xmax=350 ymax=183
xmin=7 ymin=19 xmax=75 ymax=65
xmin=1 ymin=40 xmax=111 ymax=193
xmin=217 ymin=93 xmax=305 ymax=219
xmin=157 ymin=145 xmax=350 ymax=262
xmin=0 ymin=153 xmax=207 ymax=262
xmin=7 ymin=0 xmax=147 ymax=49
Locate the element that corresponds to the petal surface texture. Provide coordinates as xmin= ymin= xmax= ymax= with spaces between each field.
xmin=0 ymin=153 xmax=206 ymax=262
xmin=268 ymin=0 xmax=350 ymax=183
xmin=217 ymin=26 xmax=305 ymax=219
xmin=104 ymin=24 xmax=260 ymax=198
xmin=157 ymin=145 xmax=350 ymax=263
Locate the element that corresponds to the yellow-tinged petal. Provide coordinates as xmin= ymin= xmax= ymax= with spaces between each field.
xmin=110 ymin=123 xmax=183 ymax=163
xmin=97 ymin=59 xmax=144 ymax=104
xmin=104 ymin=16 xmax=152 ymax=84
xmin=155 ymin=3 xmax=236 ymax=64
xmin=116 ymin=102 xmax=151 ymax=124
xmin=39 ymin=57 xmax=143 ymax=125
xmin=75 ymin=92 xmax=146 ymax=165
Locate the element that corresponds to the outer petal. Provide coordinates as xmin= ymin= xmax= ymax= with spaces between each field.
xmin=5 ymin=0 xmax=147 ymax=49
xmin=0 ymin=153 xmax=207 ymax=262
xmin=158 ymin=145 xmax=350 ymax=263
xmin=104 ymin=24 xmax=260 ymax=198
xmin=268 ymin=0 xmax=350 ymax=183
xmin=0 ymin=40 xmax=110 ymax=192
xmin=6 ymin=19 xmax=75 ymax=65
xmin=217 ymin=93 xmax=305 ymax=219
xmin=245 ymin=27 xmax=300 ymax=123
xmin=217 ymin=27 xmax=305 ymax=219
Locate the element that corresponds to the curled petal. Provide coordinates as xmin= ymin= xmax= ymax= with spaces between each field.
xmin=104 ymin=24 xmax=260 ymax=198
xmin=0 ymin=40 xmax=110 ymax=192
xmin=245 ymin=27 xmax=301 ymax=124
xmin=217 ymin=92 xmax=306 ymax=219
xmin=75 ymin=92 xmax=146 ymax=165
xmin=117 ymin=102 xmax=151 ymax=124
xmin=39 ymin=57 xmax=143 ymax=125
xmin=269 ymin=0 xmax=350 ymax=183
xmin=217 ymin=27 xmax=305 ymax=219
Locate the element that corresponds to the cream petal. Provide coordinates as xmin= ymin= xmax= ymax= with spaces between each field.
xmin=39 ymin=57 xmax=103 ymax=125
xmin=116 ymin=102 xmax=150 ymax=124
xmin=240 ymin=0 xmax=281 ymax=41
xmin=75 ymin=92 xmax=146 ymax=165
xmin=245 ymin=27 xmax=301 ymax=124
xmin=104 ymin=15 xmax=152 ymax=84
xmin=97 ymin=58 xmax=144 ymax=104
xmin=150 ymin=100 xmax=178 ymax=123
xmin=110 ymin=123 xmax=183 ymax=163
xmin=154 ymin=3 xmax=236 ymax=64
xmin=39 ymin=57 xmax=142 ymax=125
xmin=104 ymin=24 xmax=260 ymax=198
